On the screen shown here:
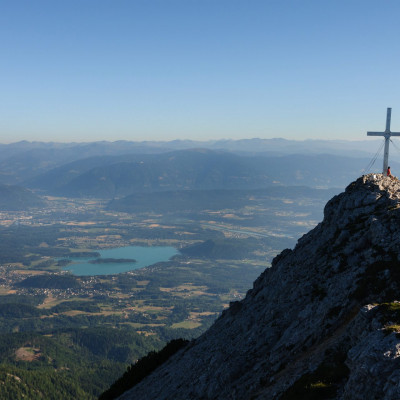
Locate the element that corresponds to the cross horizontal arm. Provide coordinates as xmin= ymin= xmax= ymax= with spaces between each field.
xmin=367 ymin=132 xmax=385 ymax=136
xmin=367 ymin=131 xmax=400 ymax=136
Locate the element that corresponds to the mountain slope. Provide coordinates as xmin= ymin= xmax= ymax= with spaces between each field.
xmin=0 ymin=141 xmax=175 ymax=184
xmin=0 ymin=183 xmax=44 ymax=210
xmin=26 ymin=149 xmax=378 ymax=198
xmin=0 ymin=138 xmax=390 ymax=186
xmin=26 ymin=150 xmax=254 ymax=197
xmin=116 ymin=174 xmax=400 ymax=399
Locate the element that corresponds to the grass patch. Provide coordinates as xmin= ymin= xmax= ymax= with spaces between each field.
xmin=384 ymin=324 xmax=400 ymax=334
xmin=378 ymin=303 xmax=400 ymax=333
xmin=281 ymin=353 xmax=349 ymax=400
xmin=118 ymin=322 xmax=149 ymax=328
xmin=170 ymin=321 xmax=202 ymax=329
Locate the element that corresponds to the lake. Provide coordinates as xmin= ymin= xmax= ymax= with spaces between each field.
xmin=62 ymin=246 xmax=179 ymax=276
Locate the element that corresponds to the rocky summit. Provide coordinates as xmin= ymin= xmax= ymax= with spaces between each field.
xmin=118 ymin=174 xmax=400 ymax=400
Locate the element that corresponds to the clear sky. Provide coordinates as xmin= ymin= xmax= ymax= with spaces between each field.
xmin=1 ymin=0 xmax=400 ymax=143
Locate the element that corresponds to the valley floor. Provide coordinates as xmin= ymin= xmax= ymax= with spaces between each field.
xmin=0 ymin=189 xmax=331 ymax=398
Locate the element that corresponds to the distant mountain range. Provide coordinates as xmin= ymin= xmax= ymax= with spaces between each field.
xmin=0 ymin=138 xmax=388 ymax=159
xmin=0 ymin=138 xmax=397 ymax=199
xmin=24 ymin=149 xmax=395 ymax=198
xmin=0 ymin=138 xmax=392 ymax=185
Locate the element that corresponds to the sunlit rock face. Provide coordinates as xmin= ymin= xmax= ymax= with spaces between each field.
xmin=118 ymin=174 xmax=400 ymax=400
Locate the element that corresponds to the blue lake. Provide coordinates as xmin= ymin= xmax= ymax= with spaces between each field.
xmin=62 ymin=246 xmax=180 ymax=276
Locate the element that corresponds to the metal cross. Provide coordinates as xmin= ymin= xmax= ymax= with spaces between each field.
xmin=367 ymin=108 xmax=400 ymax=174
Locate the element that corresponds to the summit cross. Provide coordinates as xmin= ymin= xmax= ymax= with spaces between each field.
xmin=367 ymin=107 xmax=400 ymax=174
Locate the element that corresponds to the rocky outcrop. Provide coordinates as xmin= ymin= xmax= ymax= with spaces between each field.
xmin=118 ymin=174 xmax=400 ymax=400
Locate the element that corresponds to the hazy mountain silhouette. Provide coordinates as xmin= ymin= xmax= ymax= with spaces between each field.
xmin=0 ymin=138 xmax=391 ymax=185
xmin=25 ymin=149 xmax=390 ymax=198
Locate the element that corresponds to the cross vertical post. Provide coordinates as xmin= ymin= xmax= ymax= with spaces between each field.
xmin=367 ymin=108 xmax=400 ymax=174
xmin=383 ymin=108 xmax=391 ymax=174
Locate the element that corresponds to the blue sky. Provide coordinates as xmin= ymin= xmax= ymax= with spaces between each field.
xmin=1 ymin=0 xmax=400 ymax=143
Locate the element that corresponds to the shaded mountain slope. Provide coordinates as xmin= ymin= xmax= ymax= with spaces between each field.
xmin=27 ymin=149 xmax=377 ymax=198
xmin=26 ymin=154 xmax=140 ymax=192
xmin=0 ymin=183 xmax=44 ymax=210
xmin=116 ymin=174 xmax=400 ymax=400
xmin=0 ymin=141 xmax=174 ymax=184
xmin=26 ymin=150 xmax=251 ymax=197
xmin=0 ymin=138 xmax=392 ymax=186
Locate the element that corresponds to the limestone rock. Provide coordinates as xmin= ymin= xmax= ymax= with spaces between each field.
xmin=118 ymin=174 xmax=400 ymax=400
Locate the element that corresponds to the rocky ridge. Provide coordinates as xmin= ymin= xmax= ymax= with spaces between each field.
xmin=119 ymin=174 xmax=400 ymax=400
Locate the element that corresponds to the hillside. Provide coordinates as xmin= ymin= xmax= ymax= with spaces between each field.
xmin=0 ymin=138 xmax=394 ymax=186
xmin=113 ymin=174 xmax=400 ymax=399
xmin=0 ymin=183 xmax=44 ymax=210
xmin=27 ymin=150 xmax=252 ymax=197
xmin=26 ymin=149 xmax=376 ymax=198
xmin=0 ymin=141 xmax=174 ymax=184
